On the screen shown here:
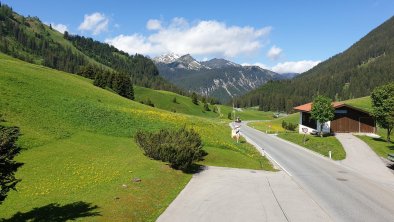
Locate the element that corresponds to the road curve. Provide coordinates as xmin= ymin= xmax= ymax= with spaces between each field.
xmin=241 ymin=122 xmax=394 ymax=222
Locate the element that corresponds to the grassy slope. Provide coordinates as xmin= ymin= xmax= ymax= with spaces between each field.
xmin=0 ymin=53 xmax=273 ymax=221
xmin=134 ymin=86 xmax=274 ymax=121
xmin=12 ymin=14 xmax=111 ymax=70
xmin=344 ymin=96 xmax=372 ymax=112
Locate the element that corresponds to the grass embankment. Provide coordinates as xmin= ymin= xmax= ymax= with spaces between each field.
xmin=134 ymin=86 xmax=273 ymax=121
xmin=356 ymin=136 xmax=394 ymax=158
xmin=278 ymin=133 xmax=346 ymax=160
xmin=250 ymin=114 xmax=346 ymax=160
xmin=0 ymin=53 xmax=273 ymax=221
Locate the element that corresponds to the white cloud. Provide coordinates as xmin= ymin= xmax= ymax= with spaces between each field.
xmin=146 ymin=19 xmax=162 ymax=30
xmin=266 ymin=45 xmax=282 ymax=60
xmin=52 ymin=23 xmax=68 ymax=33
xmin=271 ymin=60 xmax=321 ymax=74
xmin=78 ymin=12 xmax=109 ymax=35
xmin=105 ymin=18 xmax=271 ymax=57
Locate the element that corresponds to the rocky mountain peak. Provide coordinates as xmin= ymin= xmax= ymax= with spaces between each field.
xmin=153 ymin=53 xmax=180 ymax=64
xmin=201 ymin=58 xmax=241 ymax=69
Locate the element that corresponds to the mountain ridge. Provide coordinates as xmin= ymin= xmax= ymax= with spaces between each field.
xmin=154 ymin=53 xmax=282 ymax=102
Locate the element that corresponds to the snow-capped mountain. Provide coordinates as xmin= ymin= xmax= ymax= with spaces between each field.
xmin=153 ymin=53 xmax=181 ymax=64
xmin=154 ymin=53 xmax=207 ymax=70
xmin=201 ymin=58 xmax=241 ymax=69
xmin=154 ymin=54 xmax=282 ymax=102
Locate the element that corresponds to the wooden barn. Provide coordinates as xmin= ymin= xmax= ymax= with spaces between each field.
xmin=294 ymin=102 xmax=376 ymax=134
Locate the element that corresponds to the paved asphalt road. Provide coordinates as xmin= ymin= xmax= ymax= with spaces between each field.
xmin=158 ymin=167 xmax=331 ymax=222
xmin=242 ymin=122 xmax=394 ymax=222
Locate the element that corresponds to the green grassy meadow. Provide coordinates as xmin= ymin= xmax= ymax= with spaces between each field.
xmin=249 ymin=113 xmax=299 ymax=133
xmin=134 ymin=86 xmax=273 ymax=121
xmin=0 ymin=53 xmax=273 ymax=221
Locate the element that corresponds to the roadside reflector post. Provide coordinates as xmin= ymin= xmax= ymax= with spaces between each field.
xmin=329 ymin=151 xmax=332 ymax=159
xmin=302 ymin=128 xmax=308 ymax=144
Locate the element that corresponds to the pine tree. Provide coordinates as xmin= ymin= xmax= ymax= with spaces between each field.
xmin=203 ymin=103 xmax=210 ymax=111
xmin=0 ymin=124 xmax=23 ymax=204
xmin=191 ymin=92 xmax=198 ymax=105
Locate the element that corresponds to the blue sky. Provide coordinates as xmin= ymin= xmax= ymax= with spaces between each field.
xmin=3 ymin=0 xmax=394 ymax=73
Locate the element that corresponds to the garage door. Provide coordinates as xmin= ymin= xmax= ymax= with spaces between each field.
xmin=331 ymin=115 xmax=349 ymax=133
xmin=359 ymin=117 xmax=375 ymax=133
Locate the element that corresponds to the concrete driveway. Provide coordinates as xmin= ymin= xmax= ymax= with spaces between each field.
xmin=335 ymin=133 xmax=394 ymax=187
xmin=157 ymin=166 xmax=330 ymax=222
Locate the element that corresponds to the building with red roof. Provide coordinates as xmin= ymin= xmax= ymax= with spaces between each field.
xmin=294 ymin=102 xmax=376 ymax=134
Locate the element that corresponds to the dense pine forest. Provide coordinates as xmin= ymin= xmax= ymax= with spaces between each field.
xmin=235 ymin=16 xmax=394 ymax=112
xmin=0 ymin=3 xmax=184 ymax=99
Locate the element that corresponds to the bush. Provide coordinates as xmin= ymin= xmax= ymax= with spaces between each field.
xmin=203 ymin=103 xmax=210 ymax=111
xmin=172 ymin=97 xmax=178 ymax=104
xmin=227 ymin=112 xmax=232 ymax=120
xmin=213 ymin=106 xmax=218 ymax=113
xmin=282 ymin=120 xmax=298 ymax=131
xmin=135 ymin=128 xmax=204 ymax=171
xmin=139 ymin=98 xmax=154 ymax=107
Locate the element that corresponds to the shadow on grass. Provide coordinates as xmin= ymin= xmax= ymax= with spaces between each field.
xmin=371 ymin=138 xmax=394 ymax=150
xmin=183 ymin=164 xmax=205 ymax=174
xmin=1 ymin=201 xmax=101 ymax=222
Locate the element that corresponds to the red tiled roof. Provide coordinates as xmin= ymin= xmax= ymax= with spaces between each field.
xmin=294 ymin=102 xmax=344 ymax=112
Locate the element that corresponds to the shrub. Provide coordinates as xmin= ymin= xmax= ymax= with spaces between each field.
xmin=135 ymin=128 xmax=204 ymax=171
xmin=227 ymin=112 xmax=232 ymax=120
xmin=172 ymin=97 xmax=178 ymax=104
xmin=282 ymin=120 xmax=298 ymax=131
xmin=140 ymin=98 xmax=154 ymax=107
xmin=203 ymin=103 xmax=210 ymax=111
xmin=282 ymin=121 xmax=287 ymax=129
xmin=213 ymin=106 xmax=218 ymax=113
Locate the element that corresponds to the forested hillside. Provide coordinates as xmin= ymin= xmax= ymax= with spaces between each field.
xmin=0 ymin=3 xmax=182 ymax=95
xmin=235 ymin=16 xmax=394 ymax=112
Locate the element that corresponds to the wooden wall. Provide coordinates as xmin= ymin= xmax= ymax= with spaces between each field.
xmin=330 ymin=107 xmax=375 ymax=133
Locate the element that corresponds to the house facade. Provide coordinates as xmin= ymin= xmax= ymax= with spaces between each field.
xmin=294 ymin=102 xmax=376 ymax=134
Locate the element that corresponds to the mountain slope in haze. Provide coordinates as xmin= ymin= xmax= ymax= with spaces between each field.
xmin=154 ymin=54 xmax=281 ymax=102
xmin=237 ymin=16 xmax=394 ymax=112
xmin=0 ymin=3 xmax=181 ymax=93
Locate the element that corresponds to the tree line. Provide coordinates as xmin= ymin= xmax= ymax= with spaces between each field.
xmin=79 ymin=65 xmax=134 ymax=100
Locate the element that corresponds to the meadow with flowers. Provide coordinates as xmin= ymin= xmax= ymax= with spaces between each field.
xmin=0 ymin=53 xmax=274 ymax=221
